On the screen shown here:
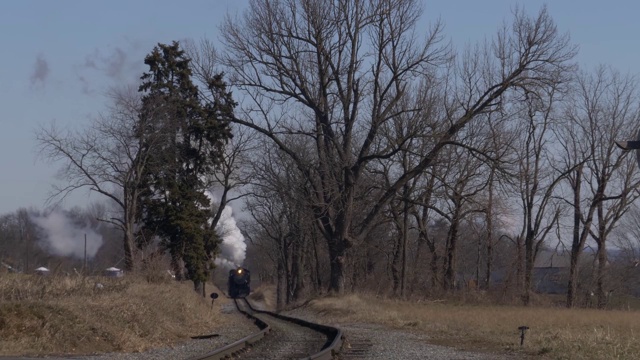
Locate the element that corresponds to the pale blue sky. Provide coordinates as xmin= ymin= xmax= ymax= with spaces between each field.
xmin=1 ymin=0 xmax=639 ymax=214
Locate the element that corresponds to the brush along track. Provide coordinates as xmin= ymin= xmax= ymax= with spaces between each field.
xmin=191 ymin=298 xmax=343 ymax=360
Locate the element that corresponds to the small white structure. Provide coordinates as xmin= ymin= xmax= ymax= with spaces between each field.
xmin=104 ymin=267 xmax=124 ymax=278
xmin=34 ymin=267 xmax=50 ymax=276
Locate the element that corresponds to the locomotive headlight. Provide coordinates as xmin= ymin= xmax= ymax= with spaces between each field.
xmin=237 ymin=269 xmax=243 ymax=274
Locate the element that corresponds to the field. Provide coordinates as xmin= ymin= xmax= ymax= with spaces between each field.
xmin=0 ymin=273 xmax=232 ymax=356
xmin=3 ymin=275 xmax=640 ymax=359
xmin=300 ymin=293 xmax=640 ymax=360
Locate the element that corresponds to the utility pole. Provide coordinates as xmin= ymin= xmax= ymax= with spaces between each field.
xmin=83 ymin=233 xmax=87 ymax=275
xmin=20 ymin=214 xmax=30 ymax=274
xmin=21 ymin=226 xmax=27 ymax=273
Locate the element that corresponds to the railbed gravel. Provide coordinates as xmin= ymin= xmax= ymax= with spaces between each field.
xmin=282 ymin=307 xmax=522 ymax=360
xmin=230 ymin=312 xmax=327 ymax=359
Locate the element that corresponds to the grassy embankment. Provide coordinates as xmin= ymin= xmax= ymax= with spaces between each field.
xmin=4 ymin=273 xmax=639 ymax=359
xmin=0 ymin=273 xmax=235 ymax=356
xmin=297 ymin=293 xmax=640 ymax=360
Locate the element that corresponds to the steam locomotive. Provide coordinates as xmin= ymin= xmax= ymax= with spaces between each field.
xmin=228 ymin=267 xmax=251 ymax=298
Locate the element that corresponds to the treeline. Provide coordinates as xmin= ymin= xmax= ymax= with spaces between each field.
xmin=21 ymin=0 xmax=640 ymax=310
xmin=220 ymin=1 xmax=640 ymax=309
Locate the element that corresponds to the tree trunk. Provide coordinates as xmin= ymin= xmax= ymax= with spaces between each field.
xmin=311 ymin=233 xmax=323 ymax=293
xmin=514 ymin=236 xmax=523 ymax=293
xmin=484 ymin=170 xmax=494 ymax=289
xmin=391 ymin=234 xmax=401 ymax=295
xmin=566 ymin=168 xmax=583 ymax=308
xmin=401 ymin=187 xmax=409 ymax=298
xmin=328 ymin=238 xmax=346 ymax=294
xmin=123 ymin=226 xmax=136 ymax=272
xmin=443 ymin=206 xmax=460 ymax=291
xmin=193 ymin=280 xmax=204 ymax=295
xmin=476 ymin=234 xmax=481 ymax=288
xmin=351 ymin=256 xmax=359 ymax=292
xmin=410 ymin=235 xmax=425 ymax=293
xmin=426 ymin=240 xmax=439 ymax=290
xmin=276 ymin=259 xmax=286 ymax=312
xmin=596 ymin=243 xmax=608 ymax=309
xmin=171 ymin=252 xmax=185 ymax=281
xmin=291 ymin=239 xmax=306 ymax=302
xmin=523 ymin=231 xmax=534 ymax=306
xmin=123 ymin=188 xmax=137 ymax=272
xmin=595 ymin=200 xmax=608 ymax=309
xmin=566 ymin=249 xmax=580 ymax=308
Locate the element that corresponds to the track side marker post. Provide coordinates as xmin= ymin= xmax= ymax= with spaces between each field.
xmin=518 ymin=326 xmax=529 ymax=346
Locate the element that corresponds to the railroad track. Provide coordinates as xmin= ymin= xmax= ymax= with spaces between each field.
xmin=190 ymin=298 xmax=343 ymax=360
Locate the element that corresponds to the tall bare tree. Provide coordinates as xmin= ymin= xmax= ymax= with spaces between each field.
xmin=244 ymin=137 xmax=317 ymax=307
xmin=560 ymin=66 xmax=640 ymax=308
xmin=480 ymin=113 xmax=519 ymax=289
xmin=512 ymin=82 xmax=572 ymax=305
xmin=184 ymin=39 xmax=256 ymax=234
xmin=434 ymin=128 xmax=490 ymax=290
xmin=411 ymin=171 xmax=443 ymax=290
xmin=218 ymin=1 xmax=576 ymax=293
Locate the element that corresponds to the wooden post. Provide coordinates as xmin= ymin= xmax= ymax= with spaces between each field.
xmin=84 ymin=234 xmax=87 ymax=275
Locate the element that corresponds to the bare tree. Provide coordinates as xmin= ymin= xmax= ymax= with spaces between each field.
xmin=411 ymin=171 xmax=443 ymax=290
xmin=374 ymin=95 xmax=430 ymax=296
xmin=434 ymin=131 xmax=489 ymax=290
xmin=480 ymin=112 xmax=519 ymax=289
xmin=219 ymin=1 xmax=576 ymax=293
xmin=184 ymin=39 xmax=256 ymax=233
xmin=244 ymin=137 xmax=318 ymax=307
xmin=560 ymin=67 xmax=640 ymax=308
xmin=614 ymin=204 xmax=640 ymax=261
xmin=0 ymin=209 xmax=40 ymax=273
xmin=612 ymin=204 xmax=640 ymax=298
xmin=35 ymin=87 xmax=162 ymax=271
xmin=205 ymin=124 xmax=256 ymax=243
xmin=512 ymin=82 xmax=573 ymax=305
xmin=556 ymin=80 xmax=594 ymax=308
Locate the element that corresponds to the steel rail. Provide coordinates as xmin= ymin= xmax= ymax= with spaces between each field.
xmin=187 ymin=299 xmax=269 ymax=360
xmin=191 ymin=298 xmax=343 ymax=360
xmin=241 ymin=298 xmax=343 ymax=360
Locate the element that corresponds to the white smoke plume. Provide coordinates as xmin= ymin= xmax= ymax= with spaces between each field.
xmin=30 ymin=210 xmax=103 ymax=259
xmin=204 ymin=189 xmax=247 ymax=270
xmin=214 ymin=205 xmax=247 ymax=270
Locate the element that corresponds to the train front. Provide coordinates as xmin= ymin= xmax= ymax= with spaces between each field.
xmin=228 ymin=267 xmax=251 ymax=298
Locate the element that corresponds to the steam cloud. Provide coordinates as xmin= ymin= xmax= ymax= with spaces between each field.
xmin=77 ymin=38 xmax=147 ymax=95
xmin=30 ymin=210 xmax=103 ymax=259
xmin=214 ymin=205 xmax=247 ymax=270
xmin=30 ymin=53 xmax=50 ymax=87
xmin=83 ymin=46 xmax=128 ymax=80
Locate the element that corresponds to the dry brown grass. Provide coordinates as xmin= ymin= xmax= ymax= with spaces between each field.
xmin=0 ymin=273 xmax=236 ymax=356
xmin=248 ymin=284 xmax=276 ymax=310
xmin=302 ymin=293 xmax=640 ymax=360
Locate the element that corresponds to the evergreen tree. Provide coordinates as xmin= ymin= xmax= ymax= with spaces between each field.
xmin=136 ymin=41 xmax=234 ymax=292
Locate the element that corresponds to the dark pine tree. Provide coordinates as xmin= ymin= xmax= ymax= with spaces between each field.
xmin=135 ymin=41 xmax=234 ymax=293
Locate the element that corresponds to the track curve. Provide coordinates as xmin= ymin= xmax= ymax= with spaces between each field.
xmin=190 ymin=298 xmax=342 ymax=360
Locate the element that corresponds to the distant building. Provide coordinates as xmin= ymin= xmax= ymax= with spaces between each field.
xmin=532 ymin=249 xmax=571 ymax=294
xmin=487 ymin=249 xmax=587 ymax=295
